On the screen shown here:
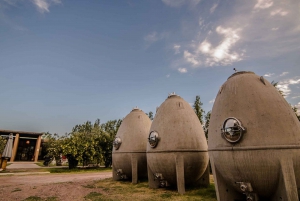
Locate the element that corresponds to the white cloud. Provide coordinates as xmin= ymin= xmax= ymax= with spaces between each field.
xmin=292 ymin=96 xmax=300 ymax=99
xmin=173 ymin=44 xmax=181 ymax=54
xmin=166 ymin=74 xmax=170 ymax=78
xmin=271 ymin=9 xmax=288 ymax=16
xmin=161 ymin=0 xmax=201 ymax=8
xmin=254 ymin=0 xmax=273 ymax=10
xmin=277 ymin=78 xmax=300 ymax=96
xmin=184 ymin=50 xmax=200 ymax=66
xmin=280 ymin=72 xmax=289 ymax=76
xmin=144 ymin=32 xmax=158 ymax=42
xmin=209 ymin=99 xmax=215 ymax=104
xmin=210 ymin=3 xmax=218 ymax=13
xmin=198 ymin=40 xmax=211 ymax=53
xmin=264 ymin=73 xmax=274 ymax=77
xmin=271 ymin=27 xmax=279 ymax=31
xmin=178 ymin=68 xmax=187 ymax=73
xmin=144 ymin=31 xmax=168 ymax=47
xmin=183 ymin=26 xmax=242 ymax=67
xmin=30 ymin=0 xmax=61 ymax=13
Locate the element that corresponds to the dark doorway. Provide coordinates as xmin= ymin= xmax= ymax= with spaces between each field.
xmin=15 ymin=138 xmax=37 ymax=161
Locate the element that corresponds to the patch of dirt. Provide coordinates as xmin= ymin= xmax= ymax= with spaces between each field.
xmin=0 ymin=172 xmax=112 ymax=201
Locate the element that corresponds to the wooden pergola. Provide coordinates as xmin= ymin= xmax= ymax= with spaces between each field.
xmin=0 ymin=129 xmax=43 ymax=162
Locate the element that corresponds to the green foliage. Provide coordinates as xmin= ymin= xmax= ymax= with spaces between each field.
xmin=42 ymin=118 xmax=122 ymax=169
xmin=146 ymin=111 xmax=154 ymax=120
xmin=203 ymin=111 xmax=211 ymax=139
xmin=0 ymin=136 xmax=7 ymax=154
xmin=193 ymin=95 xmax=205 ymax=125
xmin=271 ymin=81 xmax=284 ymax=96
xmin=42 ymin=132 xmax=63 ymax=159
xmin=292 ymin=105 xmax=300 ymax=121
xmin=101 ymin=119 xmax=122 ymax=167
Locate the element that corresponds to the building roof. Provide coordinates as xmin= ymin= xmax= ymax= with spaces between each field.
xmin=0 ymin=129 xmax=43 ymax=136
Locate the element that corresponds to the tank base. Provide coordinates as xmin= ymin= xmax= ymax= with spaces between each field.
xmin=112 ymin=153 xmax=147 ymax=184
xmin=211 ymin=156 xmax=300 ymax=201
xmin=195 ymin=164 xmax=210 ymax=188
xmin=210 ymin=157 xmax=244 ymax=201
xmin=147 ymin=164 xmax=160 ymax=188
xmin=271 ymin=158 xmax=298 ymax=201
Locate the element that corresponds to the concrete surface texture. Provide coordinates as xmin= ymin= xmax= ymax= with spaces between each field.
xmin=112 ymin=108 xmax=151 ymax=184
xmin=7 ymin=162 xmax=41 ymax=169
xmin=147 ymin=94 xmax=209 ymax=194
xmin=208 ymin=71 xmax=300 ymax=201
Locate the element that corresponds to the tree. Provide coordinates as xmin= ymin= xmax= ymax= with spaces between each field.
xmin=0 ymin=136 xmax=7 ymax=154
xmin=292 ymin=105 xmax=300 ymax=121
xmin=271 ymin=81 xmax=284 ymax=96
xmin=203 ymin=111 xmax=211 ymax=139
xmin=42 ymin=132 xmax=63 ymax=165
xmin=146 ymin=111 xmax=154 ymax=120
xmin=101 ymin=119 xmax=122 ymax=167
xmin=193 ymin=95 xmax=205 ymax=125
xmin=61 ymin=119 xmax=108 ymax=168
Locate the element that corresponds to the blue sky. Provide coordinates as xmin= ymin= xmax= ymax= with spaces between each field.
xmin=0 ymin=0 xmax=299 ymax=134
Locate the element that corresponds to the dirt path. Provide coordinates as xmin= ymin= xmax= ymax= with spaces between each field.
xmin=0 ymin=172 xmax=112 ymax=201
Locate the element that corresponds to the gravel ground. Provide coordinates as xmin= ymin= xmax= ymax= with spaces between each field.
xmin=0 ymin=172 xmax=112 ymax=201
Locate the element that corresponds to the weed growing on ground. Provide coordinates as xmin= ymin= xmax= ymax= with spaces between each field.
xmin=23 ymin=196 xmax=58 ymax=201
xmin=11 ymin=188 xmax=22 ymax=192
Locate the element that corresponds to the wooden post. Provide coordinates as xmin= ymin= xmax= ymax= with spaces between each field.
xmin=34 ymin=135 xmax=42 ymax=162
xmin=10 ymin=133 xmax=19 ymax=162
xmin=1 ymin=158 xmax=7 ymax=170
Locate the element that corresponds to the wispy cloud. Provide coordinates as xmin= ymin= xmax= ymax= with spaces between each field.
xmin=254 ymin=0 xmax=273 ymax=10
xmin=183 ymin=26 xmax=242 ymax=67
xmin=277 ymin=77 xmax=300 ymax=97
xmin=144 ymin=31 xmax=168 ymax=47
xmin=173 ymin=44 xmax=181 ymax=54
xmin=166 ymin=74 xmax=170 ymax=78
xmin=144 ymin=32 xmax=159 ymax=42
xmin=280 ymin=72 xmax=289 ymax=76
xmin=209 ymin=99 xmax=215 ymax=104
xmin=31 ymin=0 xmax=61 ymax=13
xmin=178 ymin=68 xmax=187 ymax=73
xmin=292 ymin=96 xmax=300 ymax=99
xmin=270 ymin=9 xmax=288 ymax=16
xmin=264 ymin=73 xmax=274 ymax=77
xmin=162 ymin=0 xmax=201 ymax=8
xmin=210 ymin=3 xmax=218 ymax=13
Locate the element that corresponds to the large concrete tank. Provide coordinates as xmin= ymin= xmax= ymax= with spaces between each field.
xmin=208 ymin=71 xmax=300 ymax=201
xmin=146 ymin=93 xmax=209 ymax=194
xmin=112 ymin=107 xmax=151 ymax=184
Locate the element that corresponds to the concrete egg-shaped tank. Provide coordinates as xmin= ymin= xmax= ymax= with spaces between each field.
xmin=147 ymin=94 xmax=209 ymax=194
xmin=209 ymin=71 xmax=300 ymax=201
xmin=112 ymin=108 xmax=151 ymax=184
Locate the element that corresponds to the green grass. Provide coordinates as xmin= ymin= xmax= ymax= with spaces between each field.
xmin=23 ymin=196 xmax=58 ymax=201
xmin=87 ymin=178 xmax=217 ymax=201
xmin=84 ymin=192 xmax=103 ymax=200
xmin=47 ymin=167 xmax=112 ymax=173
xmin=82 ymin=184 xmax=96 ymax=189
xmin=34 ymin=162 xmax=44 ymax=167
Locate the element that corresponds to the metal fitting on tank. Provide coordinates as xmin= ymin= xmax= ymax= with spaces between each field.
xmin=221 ymin=117 xmax=246 ymax=143
xmin=116 ymin=169 xmax=127 ymax=180
xmin=113 ymin=137 xmax=122 ymax=150
xmin=148 ymin=131 xmax=159 ymax=148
